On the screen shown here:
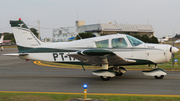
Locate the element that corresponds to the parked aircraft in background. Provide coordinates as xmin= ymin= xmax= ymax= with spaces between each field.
xmin=3 ymin=19 xmax=179 ymax=81
xmin=158 ymin=36 xmax=169 ymax=43
xmin=0 ymin=33 xmax=4 ymax=51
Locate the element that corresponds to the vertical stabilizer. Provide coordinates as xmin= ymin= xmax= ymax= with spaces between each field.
xmin=10 ymin=19 xmax=44 ymax=52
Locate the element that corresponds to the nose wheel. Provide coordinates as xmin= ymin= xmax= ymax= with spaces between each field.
xmin=142 ymin=68 xmax=166 ymax=79
xmin=154 ymin=75 xmax=164 ymax=79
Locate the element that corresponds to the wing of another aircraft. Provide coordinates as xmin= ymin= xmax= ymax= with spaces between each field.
xmin=68 ymin=49 xmax=136 ymax=66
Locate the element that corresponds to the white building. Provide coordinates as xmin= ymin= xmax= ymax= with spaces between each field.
xmin=52 ymin=21 xmax=154 ymax=42
xmin=53 ymin=26 xmax=77 ymax=42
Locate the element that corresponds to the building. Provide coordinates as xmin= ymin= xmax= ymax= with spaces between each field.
xmin=76 ymin=21 xmax=154 ymax=37
xmin=52 ymin=21 xmax=154 ymax=42
xmin=53 ymin=26 xmax=77 ymax=42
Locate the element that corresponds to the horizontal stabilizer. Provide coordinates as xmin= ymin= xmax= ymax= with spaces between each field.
xmin=2 ymin=53 xmax=28 ymax=56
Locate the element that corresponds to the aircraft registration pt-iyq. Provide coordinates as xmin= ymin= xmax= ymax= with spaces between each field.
xmin=4 ymin=18 xmax=179 ymax=81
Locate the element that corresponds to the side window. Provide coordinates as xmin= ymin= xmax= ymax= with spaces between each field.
xmin=112 ymin=38 xmax=128 ymax=48
xmin=95 ymin=39 xmax=109 ymax=48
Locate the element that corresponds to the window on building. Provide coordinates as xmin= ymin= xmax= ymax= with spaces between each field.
xmin=112 ymin=38 xmax=128 ymax=48
xmin=95 ymin=39 xmax=109 ymax=48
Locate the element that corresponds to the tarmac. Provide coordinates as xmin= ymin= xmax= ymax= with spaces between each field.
xmin=1 ymin=48 xmax=180 ymax=96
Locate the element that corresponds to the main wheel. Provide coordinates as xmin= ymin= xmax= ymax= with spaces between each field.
xmin=116 ymin=72 xmax=123 ymax=76
xmin=100 ymin=76 xmax=111 ymax=81
xmin=154 ymin=75 xmax=164 ymax=79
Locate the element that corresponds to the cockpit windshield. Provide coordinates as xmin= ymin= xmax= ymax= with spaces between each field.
xmin=126 ymin=35 xmax=144 ymax=46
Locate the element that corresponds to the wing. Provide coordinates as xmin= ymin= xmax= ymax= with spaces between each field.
xmin=68 ymin=49 xmax=136 ymax=66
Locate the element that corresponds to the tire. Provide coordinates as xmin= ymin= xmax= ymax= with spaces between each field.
xmin=100 ymin=76 xmax=111 ymax=81
xmin=116 ymin=72 xmax=123 ymax=76
xmin=154 ymin=75 xmax=164 ymax=79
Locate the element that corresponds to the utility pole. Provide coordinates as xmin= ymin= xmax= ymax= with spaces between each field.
xmin=38 ymin=20 xmax=40 ymax=39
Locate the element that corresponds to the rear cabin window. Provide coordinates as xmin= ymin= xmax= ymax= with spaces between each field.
xmin=95 ymin=39 xmax=109 ymax=48
xmin=111 ymin=38 xmax=128 ymax=48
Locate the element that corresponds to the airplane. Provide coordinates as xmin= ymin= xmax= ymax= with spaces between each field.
xmin=0 ymin=33 xmax=4 ymax=51
xmin=158 ymin=36 xmax=169 ymax=43
xmin=3 ymin=18 xmax=179 ymax=81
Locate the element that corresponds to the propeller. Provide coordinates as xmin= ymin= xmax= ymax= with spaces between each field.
xmin=170 ymin=38 xmax=179 ymax=69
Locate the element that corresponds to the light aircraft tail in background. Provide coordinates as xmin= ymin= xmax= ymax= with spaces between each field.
xmin=3 ymin=18 xmax=179 ymax=81
xmin=0 ymin=33 xmax=4 ymax=44
xmin=0 ymin=33 xmax=4 ymax=51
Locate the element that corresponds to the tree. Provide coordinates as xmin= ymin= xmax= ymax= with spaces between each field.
xmin=150 ymin=36 xmax=159 ymax=43
xmin=141 ymin=35 xmax=150 ymax=43
xmin=132 ymin=34 xmax=142 ymax=40
xmin=30 ymin=28 xmax=38 ymax=38
xmin=174 ymin=34 xmax=180 ymax=38
xmin=3 ymin=33 xmax=15 ymax=43
xmin=75 ymin=32 xmax=95 ymax=40
xmin=131 ymin=34 xmax=158 ymax=43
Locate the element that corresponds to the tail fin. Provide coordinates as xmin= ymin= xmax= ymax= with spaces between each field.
xmin=10 ymin=18 xmax=44 ymax=52
xmin=0 ymin=34 xmax=4 ymax=43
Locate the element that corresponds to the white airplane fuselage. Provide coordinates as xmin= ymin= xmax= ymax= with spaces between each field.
xmin=16 ymin=33 xmax=173 ymax=66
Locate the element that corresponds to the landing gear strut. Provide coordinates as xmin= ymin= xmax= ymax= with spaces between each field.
xmin=92 ymin=58 xmax=128 ymax=81
xmin=108 ymin=66 xmax=127 ymax=76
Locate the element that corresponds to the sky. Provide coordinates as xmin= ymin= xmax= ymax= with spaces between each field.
xmin=0 ymin=0 xmax=180 ymax=38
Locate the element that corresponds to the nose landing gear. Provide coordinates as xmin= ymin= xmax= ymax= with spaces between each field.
xmin=142 ymin=68 xmax=167 ymax=79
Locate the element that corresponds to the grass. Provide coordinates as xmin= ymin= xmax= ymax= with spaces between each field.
xmin=0 ymin=92 xmax=180 ymax=101
xmin=3 ymin=45 xmax=17 ymax=48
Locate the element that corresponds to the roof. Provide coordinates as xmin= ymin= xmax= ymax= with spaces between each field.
xmin=78 ymin=23 xmax=154 ymax=33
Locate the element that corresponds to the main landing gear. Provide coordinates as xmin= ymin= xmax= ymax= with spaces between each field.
xmin=92 ymin=66 xmax=127 ymax=81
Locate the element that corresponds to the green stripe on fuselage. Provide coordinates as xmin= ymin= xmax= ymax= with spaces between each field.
xmin=17 ymin=45 xmax=78 ymax=53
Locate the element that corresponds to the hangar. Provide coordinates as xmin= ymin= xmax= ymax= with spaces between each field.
xmin=76 ymin=21 xmax=154 ymax=37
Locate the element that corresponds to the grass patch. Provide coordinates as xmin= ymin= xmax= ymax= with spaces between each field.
xmin=3 ymin=45 xmax=17 ymax=48
xmin=0 ymin=92 xmax=180 ymax=101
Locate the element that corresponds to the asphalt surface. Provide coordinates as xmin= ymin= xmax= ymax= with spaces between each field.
xmin=0 ymin=48 xmax=180 ymax=95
